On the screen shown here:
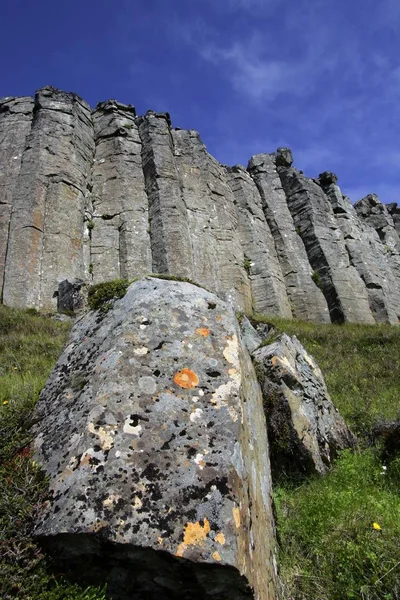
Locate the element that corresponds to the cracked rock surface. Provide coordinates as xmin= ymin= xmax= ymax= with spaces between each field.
xmin=32 ymin=278 xmax=277 ymax=600
xmin=253 ymin=333 xmax=356 ymax=476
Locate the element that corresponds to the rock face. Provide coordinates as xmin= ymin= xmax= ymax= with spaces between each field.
xmin=33 ymin=278 xmax=277 ymax=600
xmin=252 ymin=334 xmax=356 ymax=476
xmin=1 ymin=86 xmax=399 ymax=324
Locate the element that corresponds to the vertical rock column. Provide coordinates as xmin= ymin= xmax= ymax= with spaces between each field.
xmin=225 ymin=165 xmax=292 ymax=317
xmin=172 ymin=130 xmax=252 ymax=312
xmin=248 ymin=153 xmax=330 ymax=322
xmin=137 ymin=112 xmax=194 ymax=278
xmin=90 ymin=101 xmax=152 ymax=284
xmin=277 ymin=151 xmax=375 ymax=323
xmin=321 ymin=173 xmax=400 ymax=324
xmin=355 ymin=195 xmax=400 ymax=306
xmin=33 ymin=278 xmax=277 ymax=600
xmin=0 ymin=96 xmax=33 ymax=296
xmin=3 ymin=87 xmax=94 ymax=310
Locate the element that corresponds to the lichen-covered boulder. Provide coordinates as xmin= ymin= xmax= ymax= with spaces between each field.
xmin=32 ymin=277 xmax=277 ymax=600
xmin=253 ymin=334 xmax=356 ymax=476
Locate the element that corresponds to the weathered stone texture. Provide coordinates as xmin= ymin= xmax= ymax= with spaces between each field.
xmin=138 ymin=112 xmax=194 ymax=279
xmin=172 ymin=130 xmax=252 ymax=312
xmin=322 ymin=178 xmax=400 ymax=323
xmin=90 ymin=101 xmax=151 ymax=283
xmin=253 ymin=333 xmax=356 ymax=476
xmin=278 ymin=162 xmax=375 ymax=323
xmin=33 ymin=278 xmax=277 ymax=599
xmin=387 ymin=202 xmax=400 ymax=237
xmin=248 ymin=153 xmax=330 ymax=322
xmin=355 ymin=194 xmax=400 ymax=299
xmin=3 ymin=87 xmax=94 ymax=310
xmin=0 ymin=96 xmax=33 ymax=294
xmin=226 ymin=165 xmax=292 ymax=317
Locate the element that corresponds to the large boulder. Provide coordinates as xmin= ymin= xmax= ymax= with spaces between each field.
xmin=253 ymin=334 xmax=356 ymax=476
xmin=32 ymin=277 xmax=277 ymax=600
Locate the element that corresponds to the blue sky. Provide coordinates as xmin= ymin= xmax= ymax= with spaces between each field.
xmin=2 ymin=0 xmax=400 ymax=203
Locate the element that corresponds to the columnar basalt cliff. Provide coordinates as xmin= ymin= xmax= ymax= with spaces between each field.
xmin=1 ymin=86 xmax=400 ymax=323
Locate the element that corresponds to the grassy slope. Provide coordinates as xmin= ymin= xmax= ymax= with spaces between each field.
xmin=1 ymin=303 xmax=399 ymax=599
xmin=255 ymin=316 xmax=400 ymax=600
xmin=0 ymin=306 xmax=106 ymax=600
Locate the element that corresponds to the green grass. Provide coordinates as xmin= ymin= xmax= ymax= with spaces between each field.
xmin=0 ymin=305 xmax=107 ymax=599
xmin=253 ymin=315 xmax=400 ymax=436
xmin=251 ymin=315 xmax=400 ymax=599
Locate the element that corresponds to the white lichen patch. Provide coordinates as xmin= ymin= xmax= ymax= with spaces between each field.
xmin=223 ymin=335 xmax=240 ymax=371
xmin=123 ymin=417 xmax=142 ymax=436
xmin=194 ymin=453 xmax=206 ymax=469
xmin=134 ymin=346 xmax=148 ymax=355
xmin=103 ymin=494 xmax=121 ymax=507
xmin=133 ymin=496 xmax=143 ymax=509
xmin=190 ymin=408 xmax=203 ymax=422
xmin=87 ymin=422 xmax=115 ymax=450
xmin=210 ymin=380 xmax=239 ymax=421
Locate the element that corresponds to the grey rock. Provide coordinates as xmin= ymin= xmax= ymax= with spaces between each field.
xmin=387 ymin=202 xmax=400 ymax=237
xmin=322 ymin=181 xmax=400 ymax=323
xmin=278 ymin=165 xmax=375 ymax=323
xmin=226 ymin=165 xmax=292 ymax=317
xmin=33 ymin=278 xmax=277 ymax=600
xmin=57 ymin=279 xmax=88 ymax=315
xmin=239 ymin=316 xmax=263 ymax=354
xmin=172 ymin=130 xmax=252 ymax=312
xmin=3 ymin=87 xmax=94 ymax=310
xmin=248 ymin=153 xmax=330 ymax=322
xmin=253 ymin=334 xmax=356 ymax=476
xmin=355 ymin=194 xmax=400 ymax=297
xmin=138 ymin=112 xmax=194 ymax=280
xmin=0 ymin=96 xmax=34 ymax=294
xmin=90 ymin=101 xmax=152 ymax=284
xmin=275 ymin=147 xmax=293 ymax=168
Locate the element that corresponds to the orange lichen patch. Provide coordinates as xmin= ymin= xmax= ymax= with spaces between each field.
xmin=215 ymin=532 xmax=226 ymax=545
xmin=79 ymin=454 xmax=92 ymax=468
xmin=213 ymin=551 xmax=222 ymax=562
xmin=173 ymin=368 xmax=199 ymax=389
xmin=195 ymin=327 xmax=210 ymax=337
xmin=232 ymin=506 xmax=241 ymax=529
xmin=175 ymin=518 xmax=211 ymax=557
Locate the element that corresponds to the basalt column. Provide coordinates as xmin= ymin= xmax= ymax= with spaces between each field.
xmin=138 ymin=112 xmax=194 ymax=279
xmin=225 ymin=165 xmax=292 ymax=317
xmin=0 ymin=96 xmax=33 ymax=295
xmin=172 ymin=130 xmax=252 ymax=312
xmin=277 ymin=150 xmax=375 ymax=324
xmin=248 ymin=153 xmax=330 ymax=322
xmin=3 ymin=87 xmax=94 ymax=310
xmin=90 ymin=101 xmax=152 ymax=284
xmin=321 ymin=173 xmax=400 ymax=324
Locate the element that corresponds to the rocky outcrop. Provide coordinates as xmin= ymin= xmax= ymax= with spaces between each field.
xmin=278 ymin=156 xmax=375 ymax=323
xmin=321 ymin=175 xmax=400 ymax=324
xmin=252 ymin=334 xmax=356 ymax=476
xmin=225 ymin=165 xmax=292 ymax=317
xmin=32 ymin=278 xmax=277 ymax=600
xmin=3 ymin=87 xmax=94 ymax=310
xmin=0 ymin=96 xmax=33 ymax=296
xmin=1 ymin=86 xmax=399 ymax=324
xmin=247 ymin=153 xmax=330 ymax=322
xmin=90 ymin=101 xmax=152 ymax=283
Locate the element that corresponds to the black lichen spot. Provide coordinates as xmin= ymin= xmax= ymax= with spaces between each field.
xmin=206 ymin=370 xmax=221 ymax=378
xmin=208 ymin=302 xmax=217 ymax=310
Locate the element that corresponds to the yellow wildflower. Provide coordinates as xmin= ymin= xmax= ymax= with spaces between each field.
xmin=372 ymin=522 xmax=382 ymax=531
xmin=2 ymin=400 xmax=9 ymax=405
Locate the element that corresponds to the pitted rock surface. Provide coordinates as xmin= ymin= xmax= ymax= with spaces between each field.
xmin=33 ymin=278 xmax=277 ymax=600
xmin=253 ymin=334 xmax=356 ymax=476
